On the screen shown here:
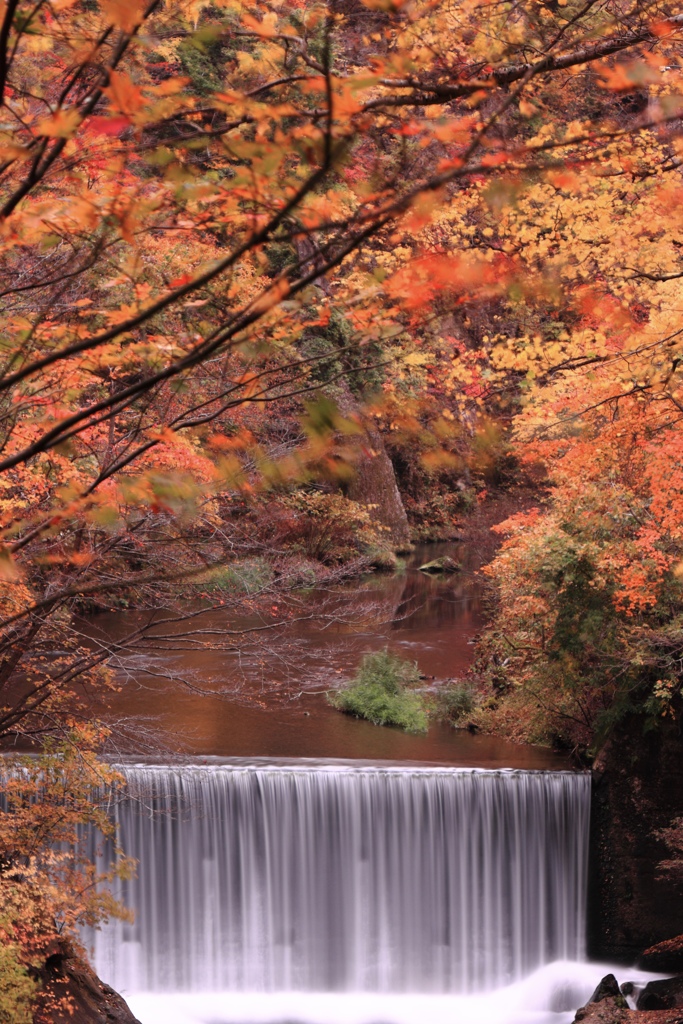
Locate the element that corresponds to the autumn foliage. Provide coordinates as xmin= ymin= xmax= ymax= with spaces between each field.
xmin=1 ymin=0 xmax=683 ymax=1006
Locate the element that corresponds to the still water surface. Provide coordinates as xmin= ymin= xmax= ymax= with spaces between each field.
xmin=84 ymin=543 xmax=565 ymax=767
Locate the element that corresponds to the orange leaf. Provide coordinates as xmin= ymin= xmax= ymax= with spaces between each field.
xmin=103 ymin=70 xmax=145 ymax=116
xmin=101 ymin=0 xmax=145 ymax=32
xmin=0 ymin=546 xmax=19 ymax=581
xmin=598 ymin=61 xmax=661 ymax=92
xmin=651 ymin=18 xmax=676 ymax=37
xmin=480 ymin=151 xmax=509 ymax=168
xmin=36 ymin=109 xmax=82 ymax=138
xmin=242 ymin=12 xmax=277 ymax=37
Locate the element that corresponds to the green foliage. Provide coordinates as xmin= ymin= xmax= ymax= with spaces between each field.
xmin=404 ymin=490 xmax=470 ymax=543
xmin=264 ymin=242 xmax=298 ymax=277
xmin=198 ymin=558 xmax=274 ymax=594
xmin=303 ymin=310 xmax=386 ymax=397
xmin=437 ymin=682 xmax=476 ymax=726
xmin=0 ymin=914 xmax=36 ymax=1024
xmin=178 ymin=38 xmax=224 ymax=95
xmin=328 ymin=649 xmax=428 ymax=733
xmin=475 ymin=492 xmax=683 ymax=751
xmin=367 ymin=546 xmax=400 ymax=571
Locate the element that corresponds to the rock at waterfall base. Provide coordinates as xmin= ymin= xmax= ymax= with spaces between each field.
xmin=33 ymin=938 xmax=141 ymax=1024
xmin=573 ymin=996 xmax=683 ymax=1023
xmin=637 ymin=977 xmax=683 ymax=1011
xmin=572 ymin=974 xmax=683 ymax=1023
xmin=589 ymin=975 xmax=624 ymax=1004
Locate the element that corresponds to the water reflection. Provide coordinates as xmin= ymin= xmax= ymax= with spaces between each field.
xmin=81 ymin=543 xmax=566 ymax=768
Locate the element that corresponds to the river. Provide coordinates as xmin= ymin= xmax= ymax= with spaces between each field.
xmin=82 ymin=542 xmax=565 ymax=767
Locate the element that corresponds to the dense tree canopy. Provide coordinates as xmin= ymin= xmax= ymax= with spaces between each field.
xmin=0 ymin=0 xmax=681 ymax=739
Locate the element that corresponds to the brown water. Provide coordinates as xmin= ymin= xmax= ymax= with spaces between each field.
xmin=82 ymin=544 xmax=567 ymax=769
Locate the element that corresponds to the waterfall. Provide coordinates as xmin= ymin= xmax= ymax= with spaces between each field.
xmin=88 ymin=763 xmax=590 ymax=996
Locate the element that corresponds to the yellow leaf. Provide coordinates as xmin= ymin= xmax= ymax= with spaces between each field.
xmin=36 ymin=109 xmax=82 ymax=138
xmin=148 ymin=77 xmax=192 ymax=97
xmin=24 ymin=33 xmax=53 ymax=53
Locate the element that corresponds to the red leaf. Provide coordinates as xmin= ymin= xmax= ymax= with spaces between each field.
xmin=87 ymin=115 xmax=131 ymax=136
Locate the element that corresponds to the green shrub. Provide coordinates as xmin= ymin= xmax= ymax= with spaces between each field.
xmin=437 ymin=683 xmax=476 ymax=726
xmin=264 ymin=241 xmax=298 ymax=277
xmin=179 ymin=39 xmax=223 ymax=95
xmin=302 ymin=309 xmax=386 ymax=397
xmin=0 ymin=943 xmax=36 ymax=1024
xmin=198 ymin=558 xmax=273 ymax=594
xmin=328 ymin=650 xmax=428 ymax=734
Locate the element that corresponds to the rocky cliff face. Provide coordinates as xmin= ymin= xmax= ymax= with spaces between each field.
xmin=346 ymin=421 xmax=412 ymax=552
xmin=33 ymin=939 xmax=140 ymax=1024
xmin=588 ymin=708 xmax=683 ymax=963
xmin=335 ymin=385 xmax=412 ymax=551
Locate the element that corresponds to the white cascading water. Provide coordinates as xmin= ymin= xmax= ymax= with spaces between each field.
xmin=88 ymin=762 xmax=591 ymax=1004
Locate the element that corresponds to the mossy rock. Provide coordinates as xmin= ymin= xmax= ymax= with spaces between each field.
xmin=418 ymin=556 xmax=460 ymax=574
xmin=367 ymin=548 xmax=399 ymax=571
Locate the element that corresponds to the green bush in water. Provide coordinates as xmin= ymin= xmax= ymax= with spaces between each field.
xmin=328 ymin=650 xmax=428 ymax=734
xmin=198 ymin=558 xmax=273 ymax=594
xmin=437 ymin=682 xmax=476 ymax=725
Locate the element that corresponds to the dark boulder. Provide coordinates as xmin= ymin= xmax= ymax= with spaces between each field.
xmin=636 ymin=975 xmax=683 ymax=1011
xmin=589 ymin=974 xmax=622 ymax=1004
xmin=572 ymin=976 xmax=629 ymax=1022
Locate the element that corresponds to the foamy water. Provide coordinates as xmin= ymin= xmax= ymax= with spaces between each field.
xmin=126 ymin=961 xmax=663 ymax=1024
xmin=83 ymin=764 xmax=655 ymax=1024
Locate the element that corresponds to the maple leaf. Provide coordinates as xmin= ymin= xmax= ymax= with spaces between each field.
xmin=0 ymin=545 xmax=19 ymax=580
xmin=101 ymin=0 xmax=145 ymax=32
xmin=103 ymin=70 xmax=145 ymax=115
xmin=598 ymin=60 xmax=661 ymax=92
xmin=241 ymin=12 xmax=278 ymax=37
xmin=36 ymin=109 xmax=81 ymax=138
xmin=86 ymin=115 xmax=131 ymax=136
